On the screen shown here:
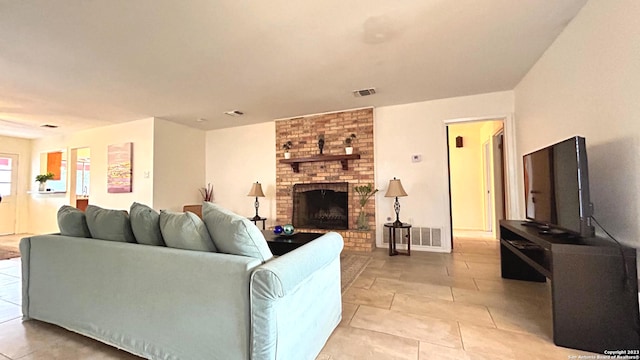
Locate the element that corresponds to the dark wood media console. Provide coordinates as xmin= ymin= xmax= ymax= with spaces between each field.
xmin=500 ymin=220 xmax=640 ymax=353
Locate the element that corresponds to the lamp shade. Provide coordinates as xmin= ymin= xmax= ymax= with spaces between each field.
xmin=385 ymin=178 xmax=407 ymax=197
xmin=247 ymin=182 xmax=265 ymax=197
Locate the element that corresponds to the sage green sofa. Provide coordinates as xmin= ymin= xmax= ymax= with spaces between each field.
xmin=20 ymin=230 xmax=343 ymax=360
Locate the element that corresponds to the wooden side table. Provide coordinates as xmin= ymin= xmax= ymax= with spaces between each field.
xmin=183 ymin=205 xmax=203 ymax=219
xmin=249 ymin=217 xmax=267 ymax=230
xmin=384 ymin=222 xmax=411 ymax=256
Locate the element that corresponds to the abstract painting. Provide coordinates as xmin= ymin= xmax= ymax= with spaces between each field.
xmin=107 ymin=142 xmax=133 ymax=193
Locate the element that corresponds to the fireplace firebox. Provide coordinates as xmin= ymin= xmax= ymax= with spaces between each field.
xmin=292 ymin=183 xmax=349 ymax=230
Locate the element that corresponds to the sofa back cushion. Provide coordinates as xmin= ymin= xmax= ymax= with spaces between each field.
xmin=85 ymin=205 xmax=136 ymax=243
xmin=202 ymin=202 xmax=273 ymax=262
xmin=57 ymin=205 xmax=92 ymax=238
xmin=159 ymin=210 xmax=217 ymax=252
xmin=130 ymin=202 xmax=165 ymax=246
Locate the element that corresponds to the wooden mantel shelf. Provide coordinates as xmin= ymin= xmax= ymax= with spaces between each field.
xmin=280 ymin=154 xmax=361 ymax=173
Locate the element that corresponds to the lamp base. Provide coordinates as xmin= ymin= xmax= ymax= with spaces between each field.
xmin=392 ymin=219 xmax=404 ymax=227
xmin=251 ymin=215 xmax=263 ymax=221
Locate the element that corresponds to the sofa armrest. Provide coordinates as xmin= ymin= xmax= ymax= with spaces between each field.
xmin=251 ymin=232 xmax=343 ymax=298
xmin=250 ymin=232 xmax=343 ymax=360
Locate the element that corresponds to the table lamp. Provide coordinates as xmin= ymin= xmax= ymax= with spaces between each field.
xmin=385 ymin=177 xmax=408 ymax=226
xmin=247 ymin=181 xmax=265 ymax=220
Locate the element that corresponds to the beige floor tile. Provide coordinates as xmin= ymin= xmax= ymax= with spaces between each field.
xmin=451 ymin=287 xmax=548 ymax=311
xmin=446 ymin=264 xmax=502 ymax=280
xmin=342 ymin=287 xmax=395 ymax=309
xmin=381 ymin=262 xmax=449 ymax=277
xmin=350 ymin=275 xmax=375 ymax=290
xmin=359 ymin=267 xmax=402 ymax=280
xmin=320 ymin=326 xmax=419 ymax=360
xmin=0 ymin=274 xmax=19 ymax=287
xmin=418 ymin=342 xmax=514 ymax=360
xmin=451 ymin=253 xmax=500 ymax=265
xmin=18 ymin=334 xmax=142 ymax=360
xmin=350 ymin=305 xmax=462 ymax=349
xmin=487 ymin=305 xmax=553 ymax=339
xmin=0 ymin=281 xmax=21 ymax=305
xmin=399 ymin=272 xmax=478 ymax=291
xmin=339 ymin=303 xmax=359 ymax=327
xmin=0 ymin=260 xmax=18 ymax=271
xmin=370 ymin=277 xmax=453 ymax=301
xmin=391 ymin=293 xmax=495 ymax=328
xmin=474 ymin=277 xmax=550 ymax=299
xmin=0 ymin=319 xmax=71 ymax=359
xmin=459 ymin=323 xmax=598 ymax=360
xmin=0 ymin=300 xmax=21 ymax=324
xmin=366 ymin=259 xmax=385 ymax=269
xmin=0 ymin=266 xmax=20 ymax=278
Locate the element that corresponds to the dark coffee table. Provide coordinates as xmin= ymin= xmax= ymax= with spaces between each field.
xmin=261 ymin=230 xmax=323 ymax=256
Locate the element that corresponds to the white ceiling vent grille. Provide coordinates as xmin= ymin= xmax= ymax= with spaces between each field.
xmin=224 ymin=110 xmax=244 ymax=117
xmin=352 ymin=88 xmax=376 ymax=97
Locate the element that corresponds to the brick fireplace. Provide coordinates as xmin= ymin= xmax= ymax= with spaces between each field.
xmin=275 ymin=108 xmax=375 ymax=252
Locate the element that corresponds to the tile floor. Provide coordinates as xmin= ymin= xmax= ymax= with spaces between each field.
xmin=0 ymin=235 xmax=598 ymax=359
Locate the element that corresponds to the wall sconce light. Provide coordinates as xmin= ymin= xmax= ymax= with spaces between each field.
xmin=456 ymin=136 xmax=464 ymax=148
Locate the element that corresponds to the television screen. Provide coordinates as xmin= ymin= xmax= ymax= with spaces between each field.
xmin=523 ymin=136 xmax=594 ymax=237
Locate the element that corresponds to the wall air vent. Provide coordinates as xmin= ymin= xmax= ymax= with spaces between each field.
xmin=40 ymin=124 xmax=59 ymax=128
xmin=352 ymin=88 xmax=376 ymax=97
xmin=224 ymin=110 xmax=244 ymax=117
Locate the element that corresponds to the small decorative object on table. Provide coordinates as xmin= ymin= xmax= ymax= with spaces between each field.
xmin=200 ymin=183 xmax=214 ymax=202
xmin=35 ymin=172 xmax=55 ymax=191
xmin=273 ymin=225 xmax=283 ymax=234
xmin=354 ymin=183 xmax=378 ymax=230
xmin=282 ymin=141 xmax=293 ymax=159
xmin=283 ymin=224 xmax=295 ymax=235
xmin=344 ymin=133 xmax=356 ymax=155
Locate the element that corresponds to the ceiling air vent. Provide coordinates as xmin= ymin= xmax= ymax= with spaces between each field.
xmin=224 ymin=110 xmax=244 ymax=117
xmin=352 ymin=88 xmax=376 ymax=97
xmin=40 ymin=124 xmax=58 ymax=128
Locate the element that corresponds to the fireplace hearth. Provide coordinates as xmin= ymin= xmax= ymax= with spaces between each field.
xmin=292 ymin=183 xmax=349 ymax=230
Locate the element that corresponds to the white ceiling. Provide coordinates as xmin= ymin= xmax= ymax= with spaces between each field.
xmin=0 ymin=0 xmax=587 ymax=139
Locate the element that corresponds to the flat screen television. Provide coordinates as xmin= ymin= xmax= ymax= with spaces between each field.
xmin=523 ymin=136 xmax=595 ymax=238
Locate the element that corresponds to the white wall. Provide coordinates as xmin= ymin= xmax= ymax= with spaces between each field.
xmin=202 ymin=92 xmax=514 ymax=250
xmin=29 ymin=118 xmax=155 ymax=234
xmin=374 ymin=91 xmax=515 ymax=250
xmin=205 ymin=122 xmax=276 ymax=224
xmin=0 ymin=135 xmax=32 ymax=233
xmin=153 ymin=119 xmax=206 ymax=211
xmin=514 ymin=0 xmax=640 ymax=247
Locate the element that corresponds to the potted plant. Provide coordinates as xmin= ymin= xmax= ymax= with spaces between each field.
xmin=354 ymin=183 xmax=378 ymax=230
xmin=35 ymin=172 xmax=55 ymax=191
xmin=282 ymin=141 xmax=293 ymax=159
xmin=344 ymin=133 xmax=356 ymax=154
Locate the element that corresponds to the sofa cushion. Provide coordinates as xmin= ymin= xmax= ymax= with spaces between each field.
xmin=85 ymin=205 xmax=136 ymax=243
xmin=57 ymin=205 xmax=91 ymax=238
xmin=202 ymin=202 xmax=273 ymax=262
xmin=159 ymin=210 xmax=217 ymax=252
xmin=130 ymin=202 xmax=165 ymax=246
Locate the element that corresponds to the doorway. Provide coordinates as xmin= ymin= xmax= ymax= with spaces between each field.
xmin=447 ymin=120 xmax=506 ymax=242
xmin=70 ymin=147 xmax=91 ymax=211
xmin=0 ymin=153 xmax=19 ymax=235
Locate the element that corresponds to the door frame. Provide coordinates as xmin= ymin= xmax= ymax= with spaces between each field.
xmin=0 ymin=153 xmax=19 ymax=235
xmin=482 ymin=140 xmax=493 ymax=232
xmin=442 ymin=114 xmax=520 ymax=249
